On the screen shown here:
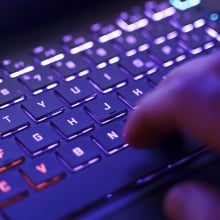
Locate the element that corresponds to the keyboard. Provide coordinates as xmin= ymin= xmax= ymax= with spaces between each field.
xmin=0 ymin=1 xmax=219 ymax=219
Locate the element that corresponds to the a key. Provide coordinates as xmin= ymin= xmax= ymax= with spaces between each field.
xmin=19 ymin=155 xmax=65 ymax=190
xmin=85 ymin=95 xmax=127 ymax=124
xmin=88 ymin=64 xmax=127 ymax=93
xmin=51 ymin=109 xmax=94 ymax=140
xmin=56 ymin=138 xmax=101 ymax=172
xmin=19 ymin=66 xmax=59 ymax=95
xmin=0 ymin=106 xmax=30 ymax=137
xmin=0 ymin=171 xmax=28 ymax=208
xmin=16 ymin=125 xmax=60 ymax=156
xmin=119 ymin=51 xmax=158 ymax=80
xmin=52 ymin=54 xmax=90 ymax=81
xmin=0 ymin=140 xmax=25 ymax=172
xmin=0 ymin=79 xmax=25 ymax=109
xmin=22 ymin=92 xmax=64 ymax=122
xmin=55 ymin=78 xmax=97 ymax=107
xmin=91 ymin=121 xmax=128 ymax=155
xmin=117 ymin=79 xmax=153 ymax=108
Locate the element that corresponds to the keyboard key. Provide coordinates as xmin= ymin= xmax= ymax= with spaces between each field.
xmin=0 ymin=171 xmax=28 ymax=208
xmin=83 ymin=42 xmax=120 ymax=68
xmin=22 ymin=92 xmax=64 ymax=122
xmin=51 ymin=109 xmax=94 ymax=140
xmin=32 ymin=45 xmax=65 ymax=66
xmin=19 ymin=155 xmax=65 ymax=190
xmin=147 ymin=70 xmax=167 ymax=86
xmin=0 ymin=140 xmax=25 ymax=172
xmin=0 ymin=106 xmax=30 ymax=137
xmin=56 ymin=138 xmax=101 ymax=172
xmin=16 ymin=125 xmax=60 ymax=156
xmin=117 ymin=79 xmax=153 ymax=108
xmin=119 ymin=52 xmax=158 ymax=80
xmin=19 ymin=66 xmax=59 ymax=95
xmin=55 ymin=78 xmax=97 ymax=107
xmin=91 ymin=121 xmax=128 ymax=154
xmin=85 ymin=95 xmax=127 ymax=124
xmin=52 ymin=54 xmax=90 ymax=81
xmin=88 ymin=64 xmax=127 ymax=93
xmin=0 ymin=79 xmax=25 ymax=109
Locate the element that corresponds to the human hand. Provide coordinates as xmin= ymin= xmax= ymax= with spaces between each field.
xmin=124 ymin=51 xmax=220 ymax=220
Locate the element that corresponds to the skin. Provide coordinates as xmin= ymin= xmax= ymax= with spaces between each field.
xmin=124 ymin=51 xmax=220 ymax=220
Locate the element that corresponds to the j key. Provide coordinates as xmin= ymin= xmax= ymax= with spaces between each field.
xmin=114 ymin=31 xmax=149 ymax=55
xmin=90 ymin=23 xmax=122 ymax=43
xmin=119 ymin=52 xmax=158 ymax=80
xmin=19 ymin=155 xmax=65 ymax=190
xmin=32 ymin=45 xmax=65 ymax=66
xmin=62 ymin=34 xmax=94 ymax=54
xmin=52 ymin=54 xmax=90 ymax=81
xmin=117 ymin=79 xmax=153 ymax=108
xmin=0 ymin=106 xmax=29 ymax=137
xmin=0 ymin=140 xmax=25 ymax=172
xmin=179 ymin=27 xmax=215 ymax=55
xmin=150 ymin=39 xmax=187 ymax=67
xmin=51 ymin=109 xmax=94 ymax=140
xmin=85 ymin=95 xmax=127 ymax=124
xmin=16 ymin=124 xmax=60 ymax=156
xmin=83 ymin=42 xmax=120 ymax=67
xmin=55 ymin=78 xmax=97 ymax=107
xmin=0 ymin=171 xmax=28 ymax=208
xmin=91 ymin=121 xmax=128 ymax=155
xmin=19 ymin=66 xmax=59 ymax=95
xmin=1 ymin=57 xmax=35 ymax=78
xmin=0 ymin=79 xmax=25 ymax=109
xmin=88 ymin=64 xmax=127 ymax=93
xmin=56 ymin=138 xmax=101 ymax=172
xmin=22 ymin=92 xmax=64 ymax=122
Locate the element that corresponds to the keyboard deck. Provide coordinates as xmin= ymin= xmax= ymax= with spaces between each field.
xmin=0 ymin=1 xmax=219 ymax=219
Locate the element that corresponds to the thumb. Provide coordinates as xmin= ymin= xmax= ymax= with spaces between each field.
xmin=164 ymin=181 xmax=220 ymax=220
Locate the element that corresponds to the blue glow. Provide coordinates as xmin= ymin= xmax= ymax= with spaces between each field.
xmin=210 ymin=13 xmax=219 ymax=21
xmin=169 ymin=0 xmax=201 ymax=11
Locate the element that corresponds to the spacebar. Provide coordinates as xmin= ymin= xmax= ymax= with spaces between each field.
xmin=5 ymin=135 xmax=201 ymax=220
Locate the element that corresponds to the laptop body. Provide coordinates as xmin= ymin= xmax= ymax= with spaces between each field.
xmin=0 ymin=0 xmax=220 ymax=219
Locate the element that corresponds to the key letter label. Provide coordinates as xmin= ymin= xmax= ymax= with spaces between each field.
xmin=107 ymin=131 xmax=119 ymax=140
xmin=35 ymin=163 xmax=47 ymax=174
xmin=72 ymin=147 xmax=85 ymax=157
xmin=104 ymin=102 xmax=111 ymax=111
xmin=67 ymin=117 xmax=78 ymax=126
xmin=37 ymin=100 xmax=46 ymax=108
xmin=2 ymin=115 xmax=11 ymax=123
xmin=0 ymin=180 xmax=11 ymax=193
xmin=70 ymin=87 xmax=81 ymax=95
xmin=32 ymin=133 xmax=44 ymax=142
xmin=132 ymin=88 xmax=144 ymax=97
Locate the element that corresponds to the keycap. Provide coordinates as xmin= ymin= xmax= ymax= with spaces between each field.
xmin=19 ymin=66 xmax=59 ymax=95
xmin=85 ymin=95 xmax=127 ymax=124
xmin=117 ymin=79 xmax=153 ymax=108
xmin=56 ymin=138 xmax=101 ymax=172
xmin=19 ymin=155 xmax=65 ymax=190
xmin=22 ymin=92 xmax=64 ymax=122
xmin=16 ymin=125 xmax=60 ymax=156
xmin=0 ymin=140 xmax=25 ymax=172
xmin=55 ymin=78 xmax=97 ymax=107
xmin=0 ymin=79 xmax=25 ymax=109
xmin=0 ymin=106 xmax=30 ymax=137
xmin=147 ymin=70 xmax=167 ymax=86
xmin=0 ymin=171 xmax=28 ymax=208
xmin=32 ymin=45 xmax=65 ymax=66
xmin=88 ymin=64 xmax=127 ymax=93
xmin=119 ymin=52 xmax=158 ymax=80
xmin=83 ymin=42 xmax=120 ymax=68
xmin=91 ymin=121 xmax=128 ymax=154
xmin=52 ymin=54 xmax=90 ymax=81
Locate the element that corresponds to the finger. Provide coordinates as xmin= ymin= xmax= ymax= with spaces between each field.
xmin=164 ymin=181 xmax=220 ymax=220
xmin=124 ymin=51 xmax=220 ymax=151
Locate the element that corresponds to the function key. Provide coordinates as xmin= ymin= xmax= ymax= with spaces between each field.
xmin=56 ymin=139 xmax=101 ymax=172
xmin=0 ymin=106 xmax=30 ymax=137
xmin=16 ymin=125 xmax=60 ymax=156
xmin=19 ymin=155 xmax=65 ymax=190
xmin=22 ymin=92 xmax=64 ymax=122
xmin=90 ymin=23 xmax=122 ymax=43
xmin=52 ymin=54 xmax=90 ymax=81
xmin=85 ymin=95 xmax=127 ymax=124
xmin=32 ymin=46 xmax=65 ymax=66
xmin=55 ymin=78 xmax=97 ymax=107
xmin=88 ymin=64 xmax=127 ymax=94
